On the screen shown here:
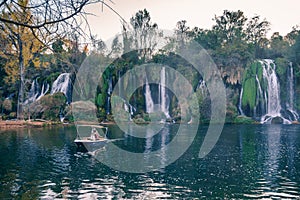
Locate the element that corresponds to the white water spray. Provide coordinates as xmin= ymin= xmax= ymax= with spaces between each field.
xmin=260 ymin=60 xmax=290 ymax=124
xmin=160 ymin=67 xmax=170 ymax=118
xmin=286 ymin=63 xmax=299 ymax=121
xmin=51 ymin=73 xmax=72 ymax=103
xmin=145 ymin=77 xmax=154 ymax=113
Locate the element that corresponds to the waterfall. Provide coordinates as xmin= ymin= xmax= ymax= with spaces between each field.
xmin=263 ymin=60 xmax=281 ymax=115
xmin=130 ymin=105 xmax=135 ymax=115
xmin=260 ymin=60 xmax=290 ymax=124
xmin=160 ymin=67 xmax=170 ymax=118
xmin=51 ymin=73 xmax=72 ymax=103
xmin=238 ymin=88 xmax=245 ymax=116
xmin=145 ymin=77 xmax=154 ymax=113
xmin=24 ymin=78 xmax=49 ymax=104
xmin=286 ymin=63 xmax=299 ymax=121
xmin=37 ymin=82 xmax=49 ymax=101
xmin=240 ymin=59 xmax=299 ymax=124
xmin=123 ymin=100 xmax=136 ymax=120
xmin=197 ymin=80 xmax=208 ymax=95
xmin=106 ymin=76 xmax=113 ymax=114
xmin=118 ymin=71 xmax=122 ymax=96
xmin=106 ymin=97 xmax=111 ymax=114
xmin=108 ymin=76 xmax=113 ymax=95
xmin=124 ymin=103 xmax=129 ymax=113
xmin=59 ymin=107 xmax=65 ymax=122
xmin=158 ymin=77 xmax=161 ymax=106
xmin=25 ymin=78 xmax=39 ymax=104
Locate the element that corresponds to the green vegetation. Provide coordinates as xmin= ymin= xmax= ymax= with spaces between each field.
xmin=241 ymin=61 xmax=262 ymax=112
xmin=1 ymin=7 xmax=300 ymax=123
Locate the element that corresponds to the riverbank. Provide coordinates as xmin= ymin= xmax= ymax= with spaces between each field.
xmin=0 ymin=120 xmax=62 ymax=129
xmin=0 ymin=119 xmax=115 ymax=129
xmin=1 ymin=117 xmax=299 ymax=129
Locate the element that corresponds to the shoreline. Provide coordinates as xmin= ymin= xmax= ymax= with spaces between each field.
xmin=1 ymin=118 xmax=299 ymax=129
xmin=0 ymin=120 xmax=66 ymax=129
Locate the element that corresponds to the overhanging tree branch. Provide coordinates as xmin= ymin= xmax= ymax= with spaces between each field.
xmin=0 ymin=0 xmax=90 ymax=29
xmin=0 ymin=0 xmax=126 ymax=32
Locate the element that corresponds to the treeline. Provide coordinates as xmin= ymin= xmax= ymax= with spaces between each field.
xmin=1 ymin=6 xmax=300 ymax=122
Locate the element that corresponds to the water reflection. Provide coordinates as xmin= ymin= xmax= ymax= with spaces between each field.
xmin=240 ymin=125 xmax=300 ymax=199
xmin=0 ymin=125 xmax=300 ymax=199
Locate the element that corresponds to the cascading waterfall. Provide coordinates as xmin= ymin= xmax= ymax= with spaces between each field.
xmin=24 ymin=78 xmax=49 ymax=105
xmin=144 ymin=68 xmax=171 ymax=119
xmin=160 ymin=67 xmax=170 ymax=118
xmin=259 ymin=60 xmax=290 ymax=124
xmin=106 ymin=96 xmax=111 ymax=114
xmin=37 ymin=82 xmax=49 ymax=101
xmin=124 ymin=103 xmax=129 ymax=113
xmin=145 ymin=77 xmax=154 ymax=113
xmin=25 ymin=78 xmax=39 ymax=104
xmin=106 ymin=76 xmax=113 ymax=114
xmin=130 ymin=105 xmax=135 ymax=116
xmin=51 ymin=73 xmax=72 ymax=103
xmin=108 ymin=76 xmax=113 ymax=95
xmin=123 ymin=100 xmax=136 ymax=120
xmin=197 ymin=79 xmax=208 ymax=95
xmin=239 ymin=59 xmax=299 ymax=123
xmin=286 ymin=63 xmax=299 ymax=121
xmin=238 ymin=88 xmax=245 ymax=116
xmin=118 ymin=71 xmax=122 ymax=97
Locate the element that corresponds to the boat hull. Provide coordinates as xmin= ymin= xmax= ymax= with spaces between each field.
xmin=75 ymin=139 xmax=108 ymax=151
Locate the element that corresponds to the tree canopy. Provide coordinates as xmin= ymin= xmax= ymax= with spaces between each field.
xmin=1 ymin=8 xmax=300 ymax=122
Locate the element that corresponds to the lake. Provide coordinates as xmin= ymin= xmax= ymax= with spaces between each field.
xmin=0 ymin=124 xmax=300 ymax=199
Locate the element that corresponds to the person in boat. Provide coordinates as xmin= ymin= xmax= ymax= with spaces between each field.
xmin=91 ymin=127 xmax=101 ymax=141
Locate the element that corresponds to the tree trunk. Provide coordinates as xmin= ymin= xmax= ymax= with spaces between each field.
xmin=17 ymin=36 xmax=24 ymax=120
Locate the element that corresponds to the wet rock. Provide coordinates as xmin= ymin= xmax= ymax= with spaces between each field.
xmin=271 ymin=116 xmax=284 ymax=124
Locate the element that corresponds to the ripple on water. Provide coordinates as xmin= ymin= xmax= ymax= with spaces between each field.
xmin=40 ymin=188 xmax=58 ymax=200
xmin=66 ymin=177 xmax=126 ymax=199
xmin=244 ymin=191 xmax=300 ymax=199
xmin=2 ymin=125 xmax=300 ymax=199
xmin=244 ymin=176 xmax=300 ymax=199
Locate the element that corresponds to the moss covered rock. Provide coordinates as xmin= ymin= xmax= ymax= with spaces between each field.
xmin=233 ymin=115 xmax=255 ymax=124
xmin=25 ymin=93 xmax=67 ymax=121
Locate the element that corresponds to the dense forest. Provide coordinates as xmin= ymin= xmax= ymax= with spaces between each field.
xmin=1 ymin=2 xmax=300 ymax=124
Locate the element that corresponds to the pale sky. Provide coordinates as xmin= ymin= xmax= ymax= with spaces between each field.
xmin=85 ymin=0 xmax=300 ymax=41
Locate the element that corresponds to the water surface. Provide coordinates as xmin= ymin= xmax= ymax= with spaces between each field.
xmin=0 ymin=124 xmax=300 ymax=199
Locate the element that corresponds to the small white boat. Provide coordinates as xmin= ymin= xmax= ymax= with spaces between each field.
xmin=74 ymin=125 xmax=109 ymax=151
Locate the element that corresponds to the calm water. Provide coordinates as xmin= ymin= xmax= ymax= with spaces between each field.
xmin=1 ymin=124 xmax=300 ymax=199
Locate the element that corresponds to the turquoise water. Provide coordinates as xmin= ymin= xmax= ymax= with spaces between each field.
xmin=0 ymin=124 xmax=300 ymax=199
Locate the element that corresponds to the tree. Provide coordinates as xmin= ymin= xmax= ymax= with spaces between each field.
xmin=127 ymin=9 xmax=159 ymax=60
xmin=0 ymin=0 xmax=120 ymax=119
xmin=285 ymin=26 xmax=300 ymax=46
xmin=284 ymin=27 xmax=300 ymax=65
xmin=174 ymin=20 xmax=190 ymax=48
xmin=268 ymin=32 xmax=289 ymax=58
xmin=191 ymin=27 xmax=221 ymax=50
xmin=0 ymin=0 xmax=124 ymax=120
xmin=90 ymin=35 xmax=107 ymax=54
xmin=108 ymin=36 xmax=122 ymax=57
xmin=290 ymin=31 xmax=300 ymax=65
xmin=245 ymin=15 xmax=270 ymax=58
xmin=208 ymin=10 xmax=256 ymax=85
xmin=0 ymin=0 xmax=122 ymax=36
xmin=50 ymin=36 xmax=87 ymax=74
xmin=0 ymin=0 xmax=47 ymax=119
xmin=213 ymin=10 xmax=247 ymax=45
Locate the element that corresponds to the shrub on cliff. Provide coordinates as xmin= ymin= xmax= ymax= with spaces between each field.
xmin=25 ymin=93 xmax=66 ymax=121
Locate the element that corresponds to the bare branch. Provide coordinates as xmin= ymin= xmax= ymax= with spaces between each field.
xmin=0 ymin=0 xmax=126 ymax=32
xmin=0 ymin=0 xmax=8 ymax=8
xmin=0 ymin=0 xmax=90 ymax=29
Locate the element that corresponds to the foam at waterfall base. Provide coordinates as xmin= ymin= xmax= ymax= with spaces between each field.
xmin=261 ymin=114 xmax=291 ymax=124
